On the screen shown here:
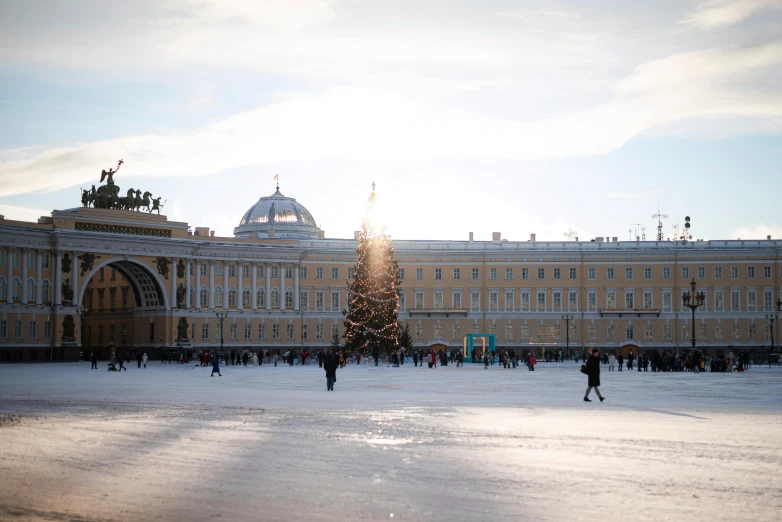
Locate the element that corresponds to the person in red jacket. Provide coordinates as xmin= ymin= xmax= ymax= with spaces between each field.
xmin=528 ymin=352 xmax=536 ymax=371
xmin=431 ymin=350 xmax=436 ymax=368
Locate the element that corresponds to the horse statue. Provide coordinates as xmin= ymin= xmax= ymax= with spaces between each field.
xmin=141 ymin=191 xmax=153 ymax=212
xmin=133 ymin=189 xmax=143 ymax=211
xmin=117 ymin=188 xmax=135 ymax=211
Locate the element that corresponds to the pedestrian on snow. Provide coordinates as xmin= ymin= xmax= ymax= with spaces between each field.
xmin=142 ymin=353 xmax=148 ymax=368
xmin=211 ymin=354 xmax=222 ymax=376
xmin=483 ymin=351 xmax=489 ymax=369
xmin=118 ymin=355 xmax=127 ymax=372
xmin=584 ymin=349 xmax=604 ymax=402
xmin=136 ymin=352 xmax=142 ymax=368
xmin=90 ymin=352 xmax=98 ymax=370
xmin=617 ymin=353 xmax=624 ymax=372
xmin=528 ymin=352 xmax=536 ymax=371
xmin=608 ymin=353 xmax=615 ymax=371
xmin=324 ymin=351 xmax=338 ymax=391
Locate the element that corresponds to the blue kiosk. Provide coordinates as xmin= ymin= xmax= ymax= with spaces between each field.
xmin=464 ymin=333 xmax=496 ymax=362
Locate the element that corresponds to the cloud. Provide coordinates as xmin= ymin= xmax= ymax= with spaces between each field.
xmin=731 ymin=224 xmax=782 ymax=240
xmin=0 ymin=203 xmax=51 ymax=223
xmin=681 ymin=0 xmax=782 ymax=30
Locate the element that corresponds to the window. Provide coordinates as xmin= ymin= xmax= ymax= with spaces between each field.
xmin=644 ymin=325 xmax=653 ymax=341
xmin=764 ymin=266 xmax=772 ymax=278
xmin=434 ymin=290 xmax=444 ymax=309
xmin=330 ymin=291 xmax=339 ymax=310
xmin=416 ymin=268 xmax=423 ymax=281
xmin=553 ymin=291 xmax=561 ymax=311
xmin=504 ymin=324 xmax=513 ymax=341
xmin=348 ymin=268 xmax=354 ymax=279
xmin=625 ymin=291 xmax=634 ymax=309
xmin=331 ymin=268 xmax=339 ymax=280
xmin=202 ymin=323 xmax=209 ymax=340
xmin=607 ymin=325 xmax=616 ymax=342
xmin=287 ymin=324 xmax=294 ymax=340
xmin=748 ymin=266 xmax=755 ymax=279
xmin=415 ymin=291 xmax=424 ymax=309
xmin=316 ymin=324 xmax=324 ymax=340
xmin=489 ymin=268 xmax=497 ymax=280
xmin=256 ymin=288 xmax=265 ymax=308
xmin=538 ymin=268 xmax=545 ymax=280
xmin=201 ymin=263 xmax=208 ymax=276
xmin=416 ymin=325 xmax=423 ymax=338
xmin=607 ymin=268 xmax=614 ymax=280
xmin=764 ymin=290 xmax=773 ymax=311
xmin=43 ymin=254 xmax=50 ymax=269
xmin=644 ymin=267 xmax=652 ymax=280
xmin=29 ymin=320 xmax=37 ymax=339
xmin=553 ymin=268 xmax=560 ymax=280
xmin=259 ymin=324 xmax=266 ymax=340
xmin=270 ymin=288 xmax=280 ymax=308
xmin=398 ymin=290 xmax=406 ymax=310
xmin=215 ymin=263 xmax=223 ymax=277
xmin=472 ymin=268 xmax=479 ymax=280
xmin=435 ymin=268 xmax=442 ymax=281
xmin=643 ymin=291 xmax=652 ymax=309
xmin=228 ymin=287 xmax=237 ymax=307
xmin=286 ymin=289 xmax=294 ymax=309
xmin=229 ymin=264 xmax=236 ymax=277
xmin=200 ymin=287 xmax=208 ymax=307
xmin=715 ymin=290 xmax=724 ymax=310
xmin=699 ymin=324 xmax=707 ymax=341
xmin=122 ymin=325 xmax=128 ymax=344
xmin=698 ymin=266 xmax=706 ymax=279
xmin=522 ymin=268 xmax=529 ymax=280
xmin=300 ymin=291 xmax=309 ymax=310
xmin=316 ymin=267 xmax=323 ymax=279
xmin=399 ymin=268 xmax=405 ymax=280
xmin=715 ymin=266 xmax=722 ymax=279
xmin=519 ymin=325 xmax=529 ymax=341
xmin=731 ymin=290 xmax=740 ymax=310
xmin=471 ymin=291 xmax=480 ymax=311
xmin=331 ymin=325 xmax=339 ymax=338
xmin=12 ymin=279 xmax=20 ymax=301
xmin=626 ymin=325 xmax=634 ymax=340
xmin=434 ymin=324 xmax=442 ymax=339
xmin=272 ymin=324 xmax=280 ymax=339
xmin=681 ymin=267 xmax=689 ymax=279
xmin=0 ymin=249 xmax=5 ymax=266
xmin=664 ymin=324 xmax=671 ymax=341
xmin=506 ymin=268 xmax=513 ymax=280
xmin=569 ymin=268 xmax=577 ymax=280
xmin=569 ymin=291 xmax=577 ymax=310
xmin=453 ymin=324 xmax=461 ymax=340
xmin=301 ymin=324 xmax=308 ymax=340
xmin=731 ymin=266 xmax=739 ymax=279
xmin=26 ymin=279 xmax=34 ymax=302
xmin=300 ymin=266 xmax=308 ymax=279
xmin=505 ymin=291 xmax=514 ymax=311
xmin=537 ymin=291 xmax=546 ymax=310
xmin=606 ymin=291 xmax=616 ymax=309
xmin=98 ymin=267 xmax=104 ymax=281
xmin=42 ymin=280 xmax=50 ymax=302
xmin=242 ymin=288 xmax=251 ymax=307
xmin=110 ymin=267 xmax=117 ymax=281
xmin=489 ymin=291 xmax=498 ymax=311
xmin=285 ymin=266 xmax=293 ymax=279
xmin=663 ymin=267 xmax=671 ymax=280
xmin=732 ymin=324 xmax=740 ymax=340
xmin=661 ymin=291 xmax=671 ymax=311
xmin=244 ymin=323 xmax=251 ymax=340
xmin=452 ymin=291 xmax=461 ymax=309
xmin=625 ymin=267 xmax=633 ymax=280
xmin=270 ymin=266 xmax=277 ymax=278
xmin=243 ymin=264 xmax=250 ymax=278
xmin=748 ymin=289 xmax=756 ymax=311
xmin=588 ymin=291 xmax=596 ymax=311
xmin=588 ymin=267 xmax=595 ymax=280
xmin=749 ymin=324 xmax=756 ymax=340
xmin=682 ymin=325 xmax=690 ymax=341
xmin=230 ymin=324 xmax=237 ymax=340
xmin=25 ymin=251 xmax=34 ymax=268
xmin=214 ymin=287 xmax=224 ymax=307
xmin=316 ymin=291 xmax=324 ymax=309
xmin=715 ymin=324 xmax=723 ymax=340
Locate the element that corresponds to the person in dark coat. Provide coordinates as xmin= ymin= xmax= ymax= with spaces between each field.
xmin=324 ymin=351 xmax=338 ymax=391
xmin=211 ymin=354 xmax=222 ymax=377
xmin=584 ymin=348 xmax=604 ymax=402
xmin=136 ymin=352 xmax=142 ymax=368
xmin=90 ymin=352 xmax=98 ymax=370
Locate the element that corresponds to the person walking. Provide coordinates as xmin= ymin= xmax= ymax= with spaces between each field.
xmin=584 ymin=349 xmax=604 ymax=402
xmin=136 ymin=352 xmax=142 ymax=368
xmin=142 ymin=352 xmax=148 ymax=368
xmin=90 ymin=352 xmax=98 ymax=370
xmin=617 ymin=353 xmax=623 ymax=372
xmin=608 ymin=353 xmax=615 ymax=371
xmin=211 ymin=353 xmax=222 ymax=377
xmin=528 ymin=352 xmax=536 ymax=371
xmin=324 ymin=350 xmax=338 ymax=391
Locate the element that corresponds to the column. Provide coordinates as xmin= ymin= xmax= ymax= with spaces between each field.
xmin=186 ymin=260 xmax=192 ymax=309
xmin=71 ymin=251 xmax=79 ymax=307
xmin=21 ymin=248 xmax=28 ymax=304
xmin=6 ymin=248 xmax=13 ymax=304
xmin=294 ymin=262 xmax=300 ymax=311
xmin=54 ymin=251 xmax=62 ymax=306
xmin=251 ymin=262 xmax=257 ymax=311
xmin=280 ymin=263 xmax=286 ymax=311
xmin=171 ymin=257 xmax=178 ymax=309
xmin=265 ymin=262 xmax=271 ymax=310
xmin=195 ymin=259 xmax=201 ymax=309
xmin=36 ymin=249 xmax=43 ymax=305
xmin=209 ymin=261 xmax=215 ymax=309
xmin=237 ymin=262 xmax=243 ymax=310
xmin=223 ymin=262 xmax=228 ymax=310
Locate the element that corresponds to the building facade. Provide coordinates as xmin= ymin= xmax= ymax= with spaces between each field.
xmin=0 ymin=185 xmax=780 ymax=362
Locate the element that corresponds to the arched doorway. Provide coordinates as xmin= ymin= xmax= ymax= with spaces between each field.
xmin=78 ymin=257 xmax=169 ymax=360
xmin=620 ymin=342 xmax=641 ymax=359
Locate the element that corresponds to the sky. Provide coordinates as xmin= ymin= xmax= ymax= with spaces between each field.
xmin=0 ymin=0 xmax=781 ymax=242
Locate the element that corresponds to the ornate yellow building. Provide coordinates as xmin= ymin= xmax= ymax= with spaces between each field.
xmin=0 ymin=184 xmax=780 ymax=362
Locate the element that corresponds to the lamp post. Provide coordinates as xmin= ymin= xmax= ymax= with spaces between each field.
xmin=766 ymin=297 xmax=782 ymax=359
xmin=681 ymin=278 xmax=705 ymax=352
xmin=216 ymin=311 xmax=228 ymax=359
xmin=561 ymin=314 xmax=573 ymax=358
xmin=76 ymin=306 xmax=88 ymax=360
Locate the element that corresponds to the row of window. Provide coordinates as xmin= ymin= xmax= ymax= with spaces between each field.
xmin=191 ymin=322 xmax=340 ymax=341
xmin=0 ymin=278 xmax=51 ymax=302
xmin=402 ymin=265 xmax=780 ymax=282
xmin=191 ymin=286 xmax=343 ymax=310
xmin=0 ymin=319 xmax=51 ymax=340
xmin=0 ymin=250 xmax=51 ymax=269
xmin=193 ymin=264 xmax=354 ymax=281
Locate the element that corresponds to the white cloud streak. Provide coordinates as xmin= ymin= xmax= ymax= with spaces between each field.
xmin=681 ymin=0 xmax=782 ymax=30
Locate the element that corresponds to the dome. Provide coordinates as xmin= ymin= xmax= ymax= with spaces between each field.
xmin=234 ymin=186 xmax=321 ymax=239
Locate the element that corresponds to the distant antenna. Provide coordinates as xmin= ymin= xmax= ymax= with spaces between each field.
xmin=641 ymin=227 xmax=646 ymax=241
xmin=630 ymin=223 xmax=642 ymax=241
xmin=652 ymin=204 xmax=669 ymax=241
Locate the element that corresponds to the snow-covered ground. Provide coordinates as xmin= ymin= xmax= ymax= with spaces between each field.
xmin=1 ymin=361 xmax=780 ymax=522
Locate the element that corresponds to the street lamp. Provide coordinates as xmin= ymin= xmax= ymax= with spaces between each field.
xmin=766 ymin=297 xmax=782 ymax=357
xmin=76 ymin=306 xmax=88 ymax=360
xmin=561 ymin=314 xmax=573 ymax=359
xmin=682 ymin=278 xmax=705 ymax=352
xmin=215 ymin=311 xmax=228 ymax=359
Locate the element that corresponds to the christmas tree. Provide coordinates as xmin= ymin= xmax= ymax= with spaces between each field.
xmin=344 ymin=184 xmax=400 ymax=365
